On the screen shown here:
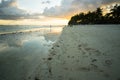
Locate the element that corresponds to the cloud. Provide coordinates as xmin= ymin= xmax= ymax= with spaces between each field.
xmin=43 ymin=0 xmax=73 ymax=18
xmin=0 ymin=0 xmax=41 ymax=20
xmin=42 ymin=1 xmax=51 ymax=4
xmin=42 ymin=0 xmax=120 ymax=18
xmin=0 ymin=0 xmax=119 ymax=20
xmin=102 ymin=0 xmax=120 ymax=4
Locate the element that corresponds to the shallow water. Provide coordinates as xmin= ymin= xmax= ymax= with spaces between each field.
xmin=0 ymin=25 xmax=63 ymax=80
xmin=0 ymin=25 xmax=63 ymax=35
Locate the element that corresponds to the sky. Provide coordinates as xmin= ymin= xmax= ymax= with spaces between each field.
xmin=0 ymin=0 xmax=119 ymax=25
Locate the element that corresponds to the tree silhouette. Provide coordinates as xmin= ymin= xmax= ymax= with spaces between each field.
xmin=110 ymin=4 xmax=120 ymax=24
xmin=95 ymin=8 xmax=103 ymax=24
xmin=68 ymin=4 xmax=120 ymax=25
xmin=68 ymin=14 xmax=80 ymax=25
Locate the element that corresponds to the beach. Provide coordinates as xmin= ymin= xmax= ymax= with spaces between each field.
xmin=36 ymin=25 xmax=120 ymax=80
xmin=0 ymin=25 xmax=120 ymax=80
xmin=0 ymin=0 xmax=120 ymax=80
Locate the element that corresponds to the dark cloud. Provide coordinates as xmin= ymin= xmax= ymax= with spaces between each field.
xmin=43 ymin=0 xmax=120 ymax=18
xmin=102 ymin=0 xmax=120 ymax=4
xmin=0 ymin=0 xmax=119 ymax=20
xmin=0 ymin=0 xmax=41 ymax=20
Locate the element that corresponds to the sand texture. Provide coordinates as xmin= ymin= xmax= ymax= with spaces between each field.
xmin=36 ymin=25 xmax=120 ymax=80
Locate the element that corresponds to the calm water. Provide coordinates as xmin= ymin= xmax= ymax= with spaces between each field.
xmin=0 ymin=25 xmax=63 ymax=80
xmin=0 ymin=25 xmax=64 ymax=35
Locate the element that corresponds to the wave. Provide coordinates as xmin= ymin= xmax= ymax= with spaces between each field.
xmin=0 ymin=28 xmax=52 ymax=35
xmin=0 ymin=25 xmax=64 ymax=36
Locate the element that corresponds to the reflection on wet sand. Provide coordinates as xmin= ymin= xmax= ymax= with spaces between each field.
xmin=0 ymin=28 xmax=62 ymax=80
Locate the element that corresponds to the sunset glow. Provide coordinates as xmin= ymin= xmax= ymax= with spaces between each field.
xmin=0 ymin=19 xmax=68 ymax=25
xmin=0 ymin=0 xmax=119 ymax=25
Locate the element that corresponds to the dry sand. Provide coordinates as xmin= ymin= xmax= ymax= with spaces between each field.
xmin=36 ymin=25 xmax=120 ymax=80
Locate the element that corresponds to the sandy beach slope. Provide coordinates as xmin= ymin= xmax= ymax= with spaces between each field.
xmin=36 ymin=25 xmax=120 ymax=80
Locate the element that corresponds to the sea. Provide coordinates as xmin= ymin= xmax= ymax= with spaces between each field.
xmin=0 ymin=25 xmax=64 ymax=35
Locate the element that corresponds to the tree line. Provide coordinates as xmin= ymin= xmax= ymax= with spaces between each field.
xmin=68 ymin=4 xmax=120 ymax=25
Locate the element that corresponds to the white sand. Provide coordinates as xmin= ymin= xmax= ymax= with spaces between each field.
xmin=36 ymin=25 xmax=120 ymax=80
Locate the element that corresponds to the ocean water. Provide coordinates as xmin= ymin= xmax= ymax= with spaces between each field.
xmin=0 ymin=25 xmax=63 ymax=80
xmin=0 ymin=25 xmax=63 ymax=35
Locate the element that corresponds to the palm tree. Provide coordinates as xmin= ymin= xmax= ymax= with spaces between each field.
xmin=68 ymin=4 xmax=120 ymax=25
xmin=95 ymin=8 xmax=103 ymax=24
xmin=110 ymin=4 xmax=120 ymax=23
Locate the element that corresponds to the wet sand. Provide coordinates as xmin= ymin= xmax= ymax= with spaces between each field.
xmin=36 ymin=25 xmax=120 ymax=80
xmin=0 ymin=29 xmax=61 ymax=80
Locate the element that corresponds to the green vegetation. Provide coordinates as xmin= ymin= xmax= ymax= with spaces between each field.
xmin=68 ymin=4 xmax=120 ymax=25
